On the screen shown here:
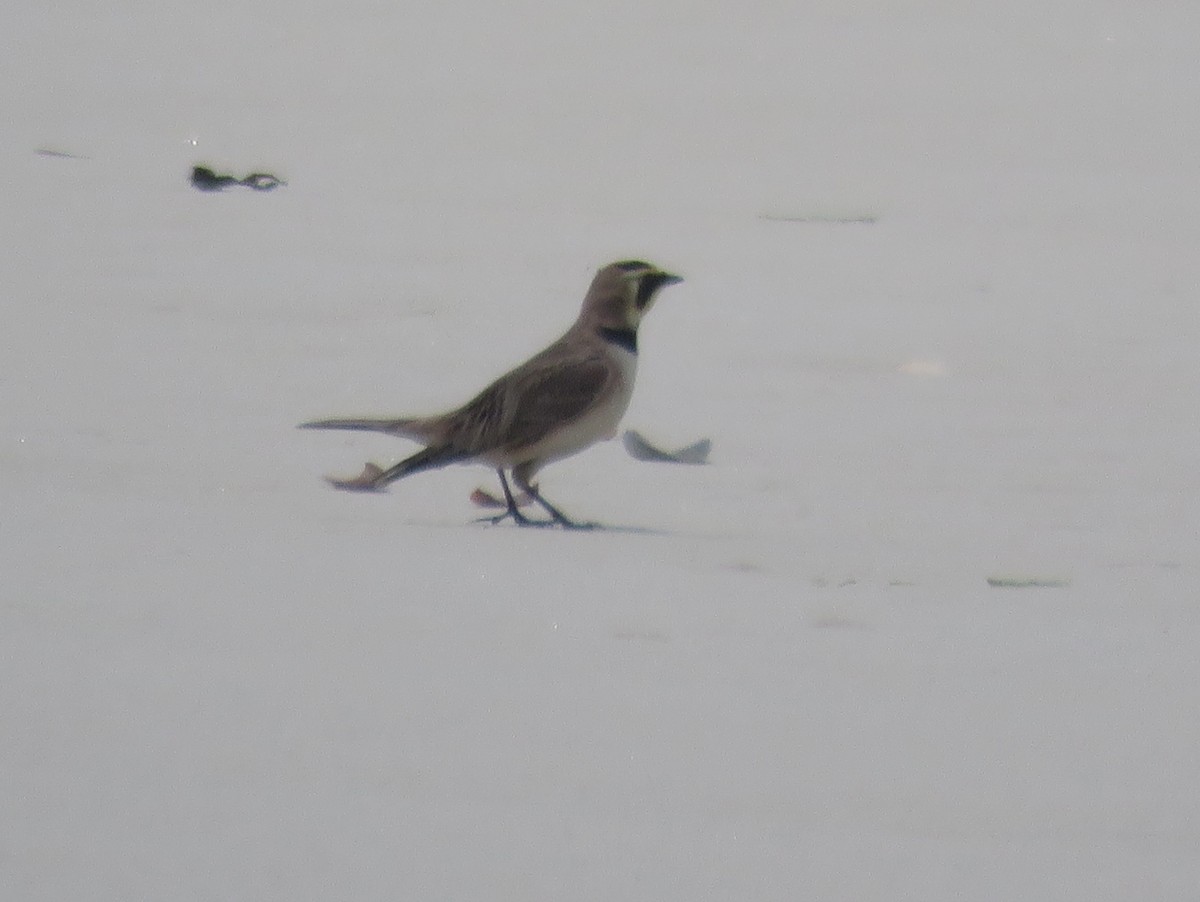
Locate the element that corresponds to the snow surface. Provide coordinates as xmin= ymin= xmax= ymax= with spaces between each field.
xmin=3 ymin=1 xmax=1199 ymax=899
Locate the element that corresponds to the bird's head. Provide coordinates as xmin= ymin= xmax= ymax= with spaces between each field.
xmin=580 ymin=260 xmax=683 ymax=331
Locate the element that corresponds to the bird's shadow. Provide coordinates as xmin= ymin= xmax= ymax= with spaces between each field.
xmin=471 ymin=517 xmax=670 ymax=537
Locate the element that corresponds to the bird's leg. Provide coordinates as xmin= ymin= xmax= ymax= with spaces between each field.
xmin=513 ymin=471 xmax=597 ymax=530
xmin=498 ymin=470 xmax=533 ymax=525
xmin=530 ymin=490 xmax=594 ymax=529
xmin=480 ymin=470 xmax=548 ymax=526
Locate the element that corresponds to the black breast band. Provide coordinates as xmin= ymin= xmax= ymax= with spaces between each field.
xmin=598 ymin=327 xmax=638 ymax=354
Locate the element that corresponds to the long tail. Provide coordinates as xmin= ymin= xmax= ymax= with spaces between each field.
xmin=298 ymin=416 xmax=410 ymax=434
xmin=374 ymin=444 xmax=468 ymax=485
xmin=324 ymin=443 xmax=469 ymax=492
xmin=298 ymin=416 xmax=429 ymax=440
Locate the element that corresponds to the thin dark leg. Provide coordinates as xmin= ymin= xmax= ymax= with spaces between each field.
xmin=513 ymin=472 xmax=596 ymax=530
xmin=480 ymin=470 xmax=549 ymax=526
xmin=498 ymin=470 xmax=534 ymax=525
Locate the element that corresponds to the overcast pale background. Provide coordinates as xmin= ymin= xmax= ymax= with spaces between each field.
xmin=2 ymin=1 xmax=1198 ymax=899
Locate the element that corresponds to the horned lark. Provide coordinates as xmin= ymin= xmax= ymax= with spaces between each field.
xmin=299 ymin=260 xmax=683 ymax=528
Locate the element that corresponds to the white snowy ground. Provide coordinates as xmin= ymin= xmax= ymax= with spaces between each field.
xmin=2 ymin=1 xmax=1199 ymax=899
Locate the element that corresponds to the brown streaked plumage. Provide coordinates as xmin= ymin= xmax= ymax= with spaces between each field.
xmin=299 ymin=260 xmax=682 ymax=528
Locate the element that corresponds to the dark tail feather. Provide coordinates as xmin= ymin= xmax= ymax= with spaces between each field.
xmin=374 ymin=444 xmax=468 ymax=485
xmin=298 ymin=417 xmax=417 ymax=436
xmin=326 ymin=444 xmax=469 ymax=492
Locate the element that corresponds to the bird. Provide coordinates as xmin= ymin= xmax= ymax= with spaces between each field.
xmin=298 ymin=260 xmax=683 ymax=528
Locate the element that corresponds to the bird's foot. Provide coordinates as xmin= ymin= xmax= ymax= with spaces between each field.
xmin=526 ymin=513 xmax=598 ymax=530
xmin=473 ymin=481 xmax=598 ymax=529
xmin=525 ymin=490 xmax=598 ymax=530
xmin=476 ymin=508 xmax=555 ymax=528
xmin=475 ymin=505 xmax=598 ymax=530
